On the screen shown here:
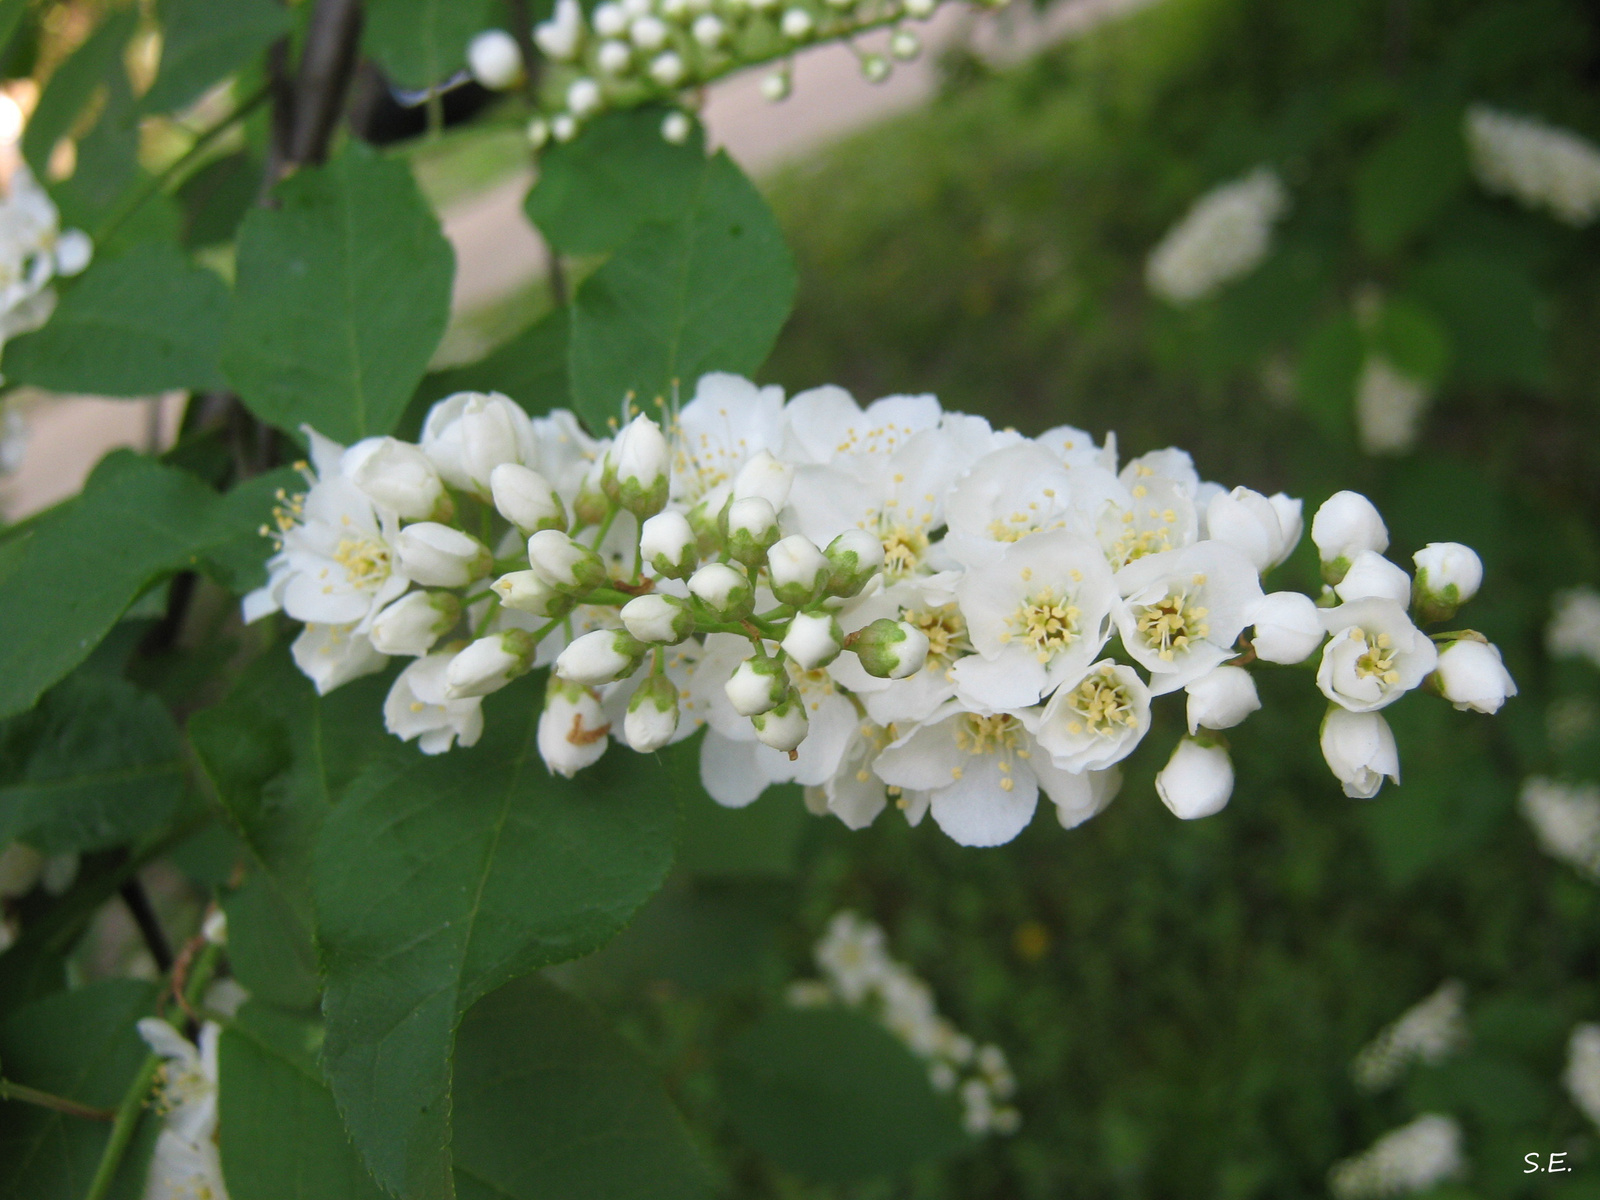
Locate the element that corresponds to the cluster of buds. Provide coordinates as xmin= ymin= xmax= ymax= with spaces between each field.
xmin=464 ymin=0 xmax=1003 ymax=148
xmin=246 ymin=371 xmax=1515 ymax=849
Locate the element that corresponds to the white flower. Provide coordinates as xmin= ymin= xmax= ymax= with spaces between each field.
xmin=1317 ymin=599 xmax=1437 ymax=712
xmin=1334 ymin=551 xmax=1412 ymax=606
xmin=538 ymin=679 xmax=610 ymax=776
xmin=1185 ymin=665 xmax=1260 ymax=733
xmin=876 ymin=703 xmax=1088 ymax=846
xmin=1251 ymin=590 xmax=1324 ymax=663
xmin=1155 ymin=738 xmax=1233 ymax=819
xmin=1320 ymin=707 xmax=1400 ymax=799
xmin=805 ymin=719 xmax=911 ymax=830
xmin=468 ymin=29 xmax=523 ymax=89
xmin=444 ymin=629 xmax=537 ymax=699
xmin=1519 ymin=777 xmax=1600 ymax=880
xmin=669 ymin=372 xmax=787 ymax=511
xmin=54 ymin=228 xmax=92 ymax=277
xmin=1352 ymin=980 xmax=1468 ymax=1092
xmin=1034 ymin=659 xmax=1152 ymax=773
xmin=1204 ymin=486 xmax=1301 ymax=574
xmin=815 ymin=911 xmax=890 ymax=1003
xmin=290 ymin=623 xmax=388 ymax=695
xmin=692 ymin=13 xmax=725 ymax=45
xmin=1565 ymin=1024 xmax=1600 ymax=1132
xmin=953 ymin=530 xmax=1116 ymax=709
xmin=607 ymin=414 xmax=671 ymax=515
xmin=1466 ymin=105 xmax=1600 ymax=226
xmin=593 ymin=2 xmax=626 ymax=35
xmin=942 ymin=441 xmax=1116 ymax=567
xmin=555 ymin=628 xmax=644 ymax=686
xmin=535 ymin=0 xmax=587 ymax=60
xmin=394 ymin=522 xmax=490 ymax=588
xmin=369 ymin=590 xmax=460 ymax=656
xmin=599 ymin=38 xmax=633 ymax=74
xmin=1547 ymin=587 xmax=1600 ymax=669
xmin=1114 ymin=541 xmax=1264 ymax=695
xmin=343 ymin=436 xmax=449 ymax=521
xmin=781 ymin=7 xmax=813 ymax=37
xmin=1329 ymin=1114 xmax=1464 ymax=1199
xmin=137 ymin=1018 xmax=224 ymax=1196
xmin=1311 ymin=491 xmax=1389 ymax=582
xmin=767 ymin=534 xmax=830 ymax=606
xmin=384 ymin=652 xmax=485 ymax=754
xmin=623 ymin=673 xmax=679 ymax=752
xmin=641 ymin=510 xmax=697 ymax=579
xmin=420 ymin=392 xmax=537 ymax=496
xmin=1434 ymin=638 xmax=1516 ymax=714
xmin=1356 ymin=355 xmax=1432 ymax=456
xmin=782 ymin=611 xmax=843 ymax=670
xmin=732 ymin=448 xmax=794 ymax=509
xmin=1412 ymin=542 xmax=1482 ymax=620
xmin=630 ymin=14 xmax=668 ymax=50
xmin=648 ymin=51 xmax=685 ymax=86
xmin=620 ymin=593 xmax=692 ymax=644
xmin=201 ymin=908 xmax=228 ymax=946
xmin=1047 ymin=765 xmax=1122 ymax=830
xmin=1145 ymin=167 xmax=1288 ymax=304
xmin=1095 ymin=470 xmax=1197 ymax=571
xmin=526 ymin=529 xmax=607 ymax=593
xmin=490 ymin=463 xmax=565 ymax=534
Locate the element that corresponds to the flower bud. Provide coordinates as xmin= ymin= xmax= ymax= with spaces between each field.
xmin=851 ymin=618 xmax=929 ymax=679
xmin=468 ymin=29 xmax=524 ymax=89
xmin=1412 ymin=542 xmax=1483 ymax=623
xmin=539 ymin=678 xmax=611 ymax=777
xmin=444 ymin=630 xmax=538 ymax=699
xmin=492 ymin=570 xmax=575 ymax=619
xmin=661 ymin=111 xmax=691 ymax=144
xmin=767 ymin=534 xmax=830 ymax=606
xmin=555 ymin=628 xmax=647 ymax=686
xmin=573 ymin=457 xmax=610 ymax=527
xmin=421 ymin=392 xmax=536 ymax=497
xmin=598 ymin=39 xmax=633 ymax=74
xmin=1205 ymin=486 xmax=1298 ymax=574
xmin=688 ymin=561 xmax=753 ymax=618
xmin=725 ymin=654 xmax=788 ymax=716
xmin=725 ymin=496 xmax=780 ymax=566
xmin=535 ymin=0 xmax=586 ymax=61
xmin=1311 ymin=491 xmax=1389 ymax=584
xmin=370 ymin=590 xmax=461 ymax=656
xmin=733 ymin=449 xmax=794 ymax=509
xmin=781 ymin=7 xmax=814 ymax=38
xmin=202 ymin=908 xmax=229 ymax=945
xmin=889 ymin=28 xmax=919 ymax=59
xmin=594 ymin=2 xmax=627 ymax=35
xmin=691 ymin=13 xmax=724 ymax=45
xmin=753 ymin=689 xmax=809 ymax=752
xmin=490 ymin=463 xmax=565 ymax=534
xmin=345 ymin=437 xmax=450 ymax=522
xmin=630 ymin=13 xmax=668 ymax=48
xmin=604 ymin=415 xmax=671 ymax=517
xmin=1251 ymin=591 xmax=1324 ymax=664
xmin=824 ymin=529 xmax=885 ymax=598
xmin=641 ymin=511 xmax=697 ymax=579
xmin=624 ymin=672 xmax=680 ymax=752
xmin=1334 ymin=551 xmax=1411 ymax=606
xmin=55 ymin=229 xmax=92 ymax=277
xmin=1155 ymin=738 xmax=1234 ymax=819
xmin=527 ymin=529 xmax=608 ymax=594
xmin=567 ymin=77 xmax=603 ymax=118
xmin=395 ymin=523 xmax=492 ymax=587
xmin=861 ymin=54 xmax=890 ymax=83
xmin=781 ymin=611 xmax=843 ymax=670
xmin=1434 ymin=638 xmax=1517 ymax=714
xmin=1184 ymin=666 xmax=1260 ymax=734
xmin=761 ymin=69 xmax=791 ymax=102
xmin=621 ymin=593 xmax=693 ymax=644
xmin=1320 ymin=707 xmax=1399 ymax=798
xmin=649 ymin=51 xmax=685 ymax=86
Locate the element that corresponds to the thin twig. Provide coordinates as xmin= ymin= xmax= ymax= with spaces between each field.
xmin=118 ymin=878 xmax=174 ymax=975
xmin=0 ymin=1078 xmax=116 ymax=1121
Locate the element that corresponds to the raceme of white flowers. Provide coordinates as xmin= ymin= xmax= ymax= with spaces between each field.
xmin=1520 ymin=777 xmax=1600 ymax=882
xmin=1144 ymin=167 xmax=1288 ymax=304
xmin=1547 ymin=586 xmax=1600 ymax=672
xmin=1328 ymin=1113 xmax=1465 ymax=1200
xmin=787 ymin=910 xmax=1020 ymax=1136
xmin=1354 ymin=354 xmax=1433 ymax=458
xmin=138 ymin=1016 xmax=229 ymax=1200
xmin=1567 ymin=1023 xmax=1600 ymax=1135
xmin=1465 ymin=105 xmax=1600 ymax=228
xmin=463 ymin=0 xmax=999 ymax=149
xmin=1351 ymin=980 xmax=1468 ymax=1093
xmin=0 ymin=164 xmax=91 ymax=367
xmin=244 ymin=374 xmax=1514 ymax=848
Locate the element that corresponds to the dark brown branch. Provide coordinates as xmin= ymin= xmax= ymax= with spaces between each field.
xmin=119 ymin=878 xmax=174 ymax=975
xmin=288 ymin=0 xmax=365 ymax=166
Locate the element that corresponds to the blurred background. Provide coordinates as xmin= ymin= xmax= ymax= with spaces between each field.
xmin=4 ymin=0 xmax=1600 ymax=1196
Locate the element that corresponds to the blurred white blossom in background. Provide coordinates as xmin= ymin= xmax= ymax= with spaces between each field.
xmin=1466 ymin=105 xmax=1600 ymax=227
xmin=1352 ymin=980 xmax=1468 ymax=1092
xmin=1355 ymin=355 xmax=1432 ymax=457
xmin=1145 ymin=166 xmax=1288 ymax=304
xmin=1329 ymin=1113 xmax=1465 ymax=1199
xmin=1547 ymin=587 xmax=1600 ymax=670
xmin=1565 ymin=1023 xmax=1600 ymax=1133
xmin=1519 ymin=777 xmax=1600 ymax=881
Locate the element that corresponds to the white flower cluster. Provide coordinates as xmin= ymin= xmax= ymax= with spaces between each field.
xmin=1465 ymin=105 xmax=1600 ymax=228
xmin=1352 ymin=980 xmax=1468 ymax=1092
xmin=1328 ymin=1113 xmax=1465 ymax=1199
xmin=246 ymin=375 xmax=1513 ymax=846
xmin=1567 ymin=1023 xmax=1600 ymax=1134
xmin=1145 ymin=167 xmax=1288 ymax=305
xmin=787 ymin=911 xmax=1019 ymax=1135
xmin=1548 ymin=586 xmax=1600 ymax=671
xmin=0 ymin=841 xmax=78 ymax=953
xmin=1355 ymin=355 xmax=1432 ymax=458
xmin=0 ymin=165 xmax=90 ymax=365
xmin=1520 ymin=777 xmax=1600 ymax=882
xmin=138 ymin=1016 xmax=229 ymax=1200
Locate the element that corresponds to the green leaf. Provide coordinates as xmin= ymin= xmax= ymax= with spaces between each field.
xmin=4 ymin=243 xmax=230 ymax=395
xmin=218 ymin=1003 xmax=388 ymax=1200
xmin=451 ymin=977 xmax=711 ymax=1200
xmin=21 ymin=9 xmax=137 ymax=175
xmin=0 ymin=451 xmax=279 ymax=720
xmin=1293 ymin=311 xmax=1362 ymax=441
xmin=195 ymin=466 xmax=306 ymax=593
xmin=0 ymin=671 xmax=184 ymax=854
xmin=222 ymin=145 xmax=455 ymax=443
xmin=0 ymin=980 xmax=159 ymax=1200
xmin=363 ymin=0 xmax=499 ymax=90
xmin=1365 ymin=294 xmax=1451 ymax=386
xmin=0 ymin=0 xmax=29 ymax=61
xmin=1353 ymin=103 xmax=1468 ymax=256
xmin=144 ymin=0 xmax=289 ymax=114
xmin=526 ymin=108 xmax=709 ymax=257
xmin=720 ymin=1007 xmax=968 ymax=1183
xmin=1406 ymin=250 xmax=1549 ymax=387
xmin=52 ymin=75 xmax=139 ymax=228
xmin=177 ymin=148 xmax=263 ymax=249
xmin=568 ymin=151 xmax=796 ymax=432
xmin=314 ymin=678 xmax=678 ymax=1200
xmin=405 ymin=307 xmax=570 ymax=438
xmin=668 ymin=734 xmax=806 ymax=878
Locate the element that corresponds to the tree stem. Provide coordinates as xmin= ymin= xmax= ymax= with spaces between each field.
xmin=118 ymin=878 xmax=174 ymax=975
